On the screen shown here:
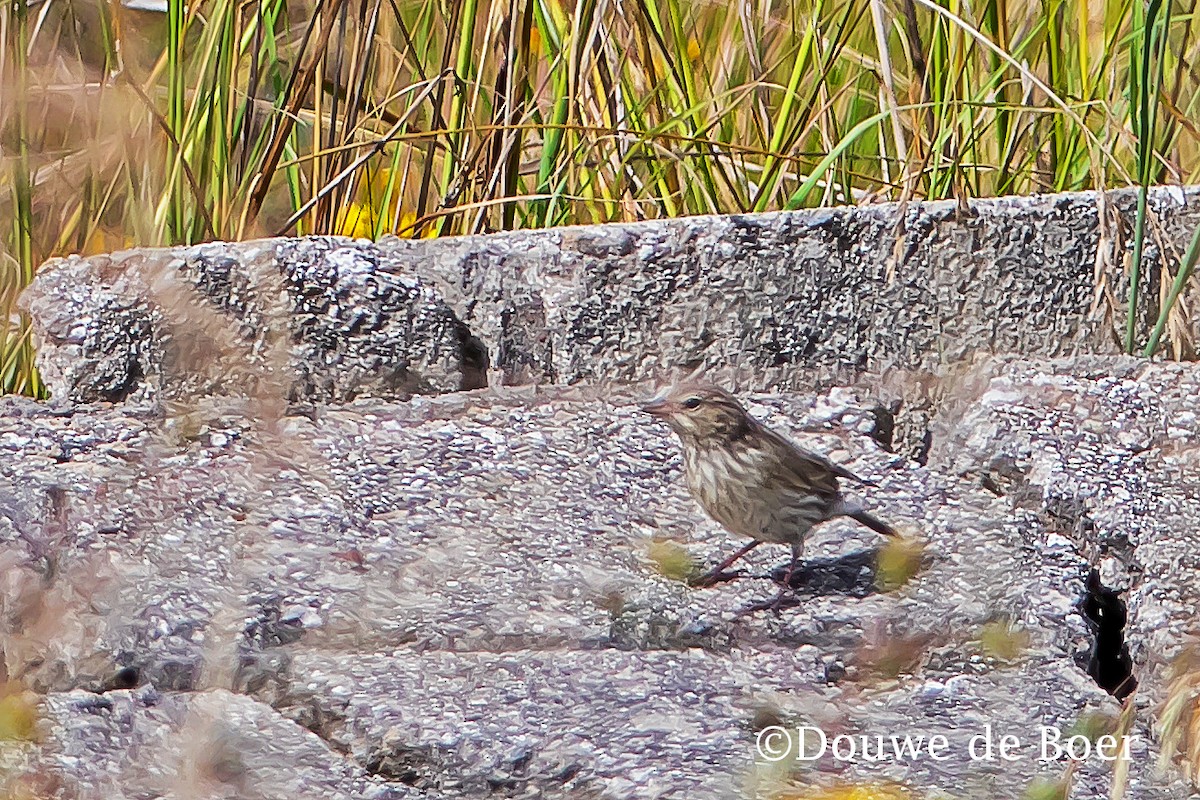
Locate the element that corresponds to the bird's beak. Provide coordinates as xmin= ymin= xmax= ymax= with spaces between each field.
xmin=641 ymin=398 xmax=671 ymax=417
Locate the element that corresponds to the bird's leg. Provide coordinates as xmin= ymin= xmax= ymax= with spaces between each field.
xmin=739 ymin=542 xmax=804 ymax=617
xmin=780 ymin=541 xmax=803 ymax=590
xmin=690 ymin=541 xmax=761 ymax=588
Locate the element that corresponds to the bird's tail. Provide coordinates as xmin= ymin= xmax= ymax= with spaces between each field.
xmin=839 ymin=502 xmax=899 ymax=538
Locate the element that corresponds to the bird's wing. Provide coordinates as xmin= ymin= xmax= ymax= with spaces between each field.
xmin=761 ymin=427 xmax=848 ymax=498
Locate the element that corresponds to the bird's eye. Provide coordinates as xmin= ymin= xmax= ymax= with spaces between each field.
xmin=682 ymin=397 xmax=702 ymax=409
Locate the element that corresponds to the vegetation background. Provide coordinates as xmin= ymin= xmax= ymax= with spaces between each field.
xmin=1 ymin=0 xmax=1199 ymax=395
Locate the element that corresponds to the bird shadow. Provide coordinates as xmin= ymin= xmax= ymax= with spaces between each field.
xmin=767 ymin=547 xmax=883 ymax=599
xmin=728 ymin=548 xmax=887 ymax=617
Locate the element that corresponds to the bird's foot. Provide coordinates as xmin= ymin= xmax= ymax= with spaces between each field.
xmin=735 ymin=589 xmax=799 ymax=618
xmin=689 ymin=568 xmax=749 ymax=588
xmin=736 ymin=558 xmax=805 ymax=616
xmin=768 ymin=564 xmax=807 ymax=590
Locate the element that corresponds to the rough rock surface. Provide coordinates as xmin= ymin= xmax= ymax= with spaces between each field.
xmin=402 ymin=189 xmax=1200 ymax=388
xmin=2 ymin=357 xmax=1198 ymax=798
xmin=27 ymin=688 xmax=406 ymax=800
xmin=928 ymin=357 xmax=1200 ymax=675
xmin=19 ymin=238 xmax=486 ymax=404
xmin=18 ymin=188 xmax=1200 ymax=402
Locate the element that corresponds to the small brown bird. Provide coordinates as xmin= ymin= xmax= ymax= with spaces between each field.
xmin=642 ymin=381 xmax=898 ymax=607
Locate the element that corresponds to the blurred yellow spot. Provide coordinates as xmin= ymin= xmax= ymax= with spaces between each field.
xmin=979 ymin=620 xmax=1030 ymax=663
xmin=857 ymin=632 xmax=933 ymax=679
xmin=597 ymin=588 xmax=626 ymax=615
xmin=780 ymin=781 xmax=916 ymax=800
xmin=1022 ymin=777 xmax=1068 ymax=800
xmin=651 ymin=48 xmax=666 ymax=78
xmin=687 ymin=37 xmax=701 ymax=62
xmin=0 ymin=686 xmax=39 ymax=741
xmin=1160 ymin=645 xmax=1200 ymax=786
xmin=396 ymin=209 xmax=437 ymax=239
xmin=397 ymin=209 xmax=418 ymax=237
xmin=875 ymin=537 xmax=924 ymax=591
xmin=335 ymin=202 xmax=375 ymax=239
xmin=359 ymin=168 xmax=434 ymax=239
xmin=82 ymin=227 xmax=135 ymax=256
xmin=1065 ymin=710 xmax=1118 ymax=741
xmin=529 ymin=25 xmax=543 ymax=54
xmin=646 ymin=540 xmax=697 ymax=582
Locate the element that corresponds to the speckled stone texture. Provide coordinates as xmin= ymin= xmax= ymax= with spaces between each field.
xmin=927 ymin=356 xmax=1200 ymax=676
xmin=19 ymin=238 xmax=486 ymax=404
xmin=18 ymin=187 xmax=1200 ymax=402
xmin=27 ymin=688 xmax=406 ymax=800
xmin=409 ymin=187 xmax=1200 ymax=387
xmin=2 ymin=358 xmax=1198 ymax=798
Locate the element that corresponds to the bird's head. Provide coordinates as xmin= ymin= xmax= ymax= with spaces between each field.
xmin=641 ymin=382 xmax=753 ymax=444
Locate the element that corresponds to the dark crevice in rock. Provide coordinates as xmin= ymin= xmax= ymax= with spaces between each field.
xmin=977 ymin=456 xmax=1030 ymax=498
xmin=1044 ymin=496 xmax=1099 ymax=545
xmin=275 ymin=691 xmax=353 ymax=755
xmin=887 ymin=398 xmax=933 ymax=465
xmin=907 ymin=424 xmax=932 ymax=466
xmin=242 ymin=596 xmax=306 ymax=649
xmin=362 ymin=740 xmax=445 ymax=788
xmin=1030 ymin=496 xmax=1140 ymax=701
xmin=236 ymin=658 xmax=359 ymax=763
xmin=75 ymin=299 xmax=155 ymax=404
xmin=868 ymin=403 xmax=897 ymax=451
xmin=100 ymin=666 xmax=141 ymax=693
xmin=97 ymin=354 xmax=145 ymax=403
xmin=233 ymin=650 xmax=293 ymax=698
xmin=604 ymin=605 xmax=730 ymax=652
xmin=1043 ymin=497 xmax=1143 ymax=582
xmin=1079 ymin=568 xmax=1138 ymax=701
xmin=458 ymin=326 xmax=489 ymax=391
xmin=233 ymin=598 xmax=306 ymax=699
xmin=978 ymin=473 xmax=1005 ymax=497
